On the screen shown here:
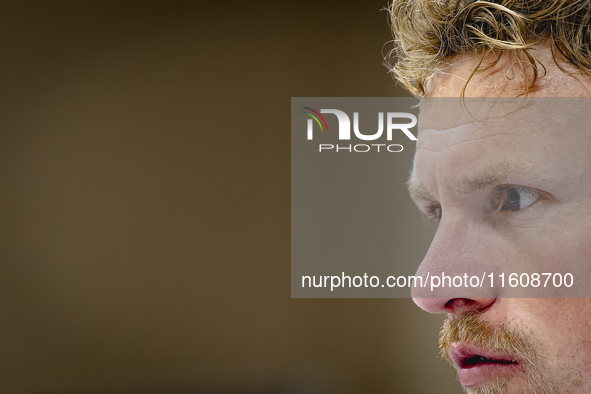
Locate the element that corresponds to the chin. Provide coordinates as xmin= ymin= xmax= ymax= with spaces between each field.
xmin=462 ymin=375 xmax=559 ymax=394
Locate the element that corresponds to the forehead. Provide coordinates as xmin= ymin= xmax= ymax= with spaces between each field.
xmin=418 ymin=98 xmax=582 ymax=150
xmin=410 ymin=98 xmax=591 ymax=200
xmin=425 ymin=45 xmax=591 ymax=98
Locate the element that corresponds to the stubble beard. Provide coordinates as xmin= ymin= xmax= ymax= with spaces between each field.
xmin=439 ymin=312 xmax=559 ymax=394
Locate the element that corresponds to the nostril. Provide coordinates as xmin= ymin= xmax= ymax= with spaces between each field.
xmin=412 ymin=296 xmax=497 ymax=315
xmin=445 ymin=298 xmax=475 ymax=309
xmin=445 ymin=298 xmax=496 ymax=315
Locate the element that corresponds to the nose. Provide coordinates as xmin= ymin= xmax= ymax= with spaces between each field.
xmin=411 ymin=215 xmax=498 ymax=317
xmin=413 ymin=297 xmax=496 ymax=316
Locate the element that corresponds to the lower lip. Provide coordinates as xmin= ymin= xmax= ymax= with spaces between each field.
xmin=459 ymin=362 xmax=522 ymax=388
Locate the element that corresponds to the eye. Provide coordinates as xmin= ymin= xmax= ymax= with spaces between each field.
xmin=498 ymin=186 xmax=541 ymax=212
xmin=427 ymin=203 xmax=442 ymax=221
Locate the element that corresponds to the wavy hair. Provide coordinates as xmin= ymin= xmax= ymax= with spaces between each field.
xmin=386 ymin=0 xmax=591 ymax=96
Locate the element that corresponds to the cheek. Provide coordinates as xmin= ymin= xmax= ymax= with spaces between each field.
xmin=512 ymin=299 xmax=591 ymax=387
xmin=513 ymin=212 xmax=591 ymax=298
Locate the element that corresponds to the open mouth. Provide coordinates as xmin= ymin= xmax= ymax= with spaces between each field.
xmin=460 ymin=354 xmax=518 ymax=368
xmin=449 ymin=343 xmax=522 ymax=388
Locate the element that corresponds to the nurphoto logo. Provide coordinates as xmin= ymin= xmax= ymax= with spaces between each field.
xmin=302 ymin=107 xmax=417 ymax=153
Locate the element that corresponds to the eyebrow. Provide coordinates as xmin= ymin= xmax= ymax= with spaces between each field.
xmin=407 ymin=180 xmax=436 ymax=203
xmin=408 ymin=162 xmax=527 ymax=202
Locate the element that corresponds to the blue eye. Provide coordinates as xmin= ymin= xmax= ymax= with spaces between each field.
xmin=502 ymin=186 xmax=540 ymax=211
xmin=429 ymin=203 xmax=442 ymax=220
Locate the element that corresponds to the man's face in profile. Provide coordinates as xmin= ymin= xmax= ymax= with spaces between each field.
xmin=408 ymin=46 xmax=591 ymax=394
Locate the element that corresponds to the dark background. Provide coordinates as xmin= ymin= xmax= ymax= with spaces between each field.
xmin=0 ymin=1 xmax=459 ymax=393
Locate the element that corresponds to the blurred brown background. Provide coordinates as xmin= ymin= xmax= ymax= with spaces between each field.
xmin=0 ymin=1 xmax=459 ymax=393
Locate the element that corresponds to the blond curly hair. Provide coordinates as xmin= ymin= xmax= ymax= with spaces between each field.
xmin=386 ymin=0 xmax=591 ymax=96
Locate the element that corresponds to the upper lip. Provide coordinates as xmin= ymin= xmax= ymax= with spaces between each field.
xmin=449 ymin=342 xmax=520 ymax=369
